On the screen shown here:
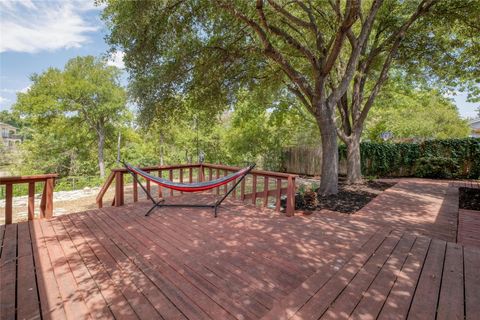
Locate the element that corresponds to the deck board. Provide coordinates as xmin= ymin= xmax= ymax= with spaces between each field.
xmin=2 ymin=194 xmax=479 ymax=320
xmin=0 ymin=224 xmax=17 ymax=320
xmin=16 ymin=222 xmax=41 ymax=320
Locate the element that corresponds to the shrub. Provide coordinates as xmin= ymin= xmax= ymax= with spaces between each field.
xmin=339 ymin=138 xmax=480 ymax=179
xmin=414 ymin=157 xmax=459 ymax=179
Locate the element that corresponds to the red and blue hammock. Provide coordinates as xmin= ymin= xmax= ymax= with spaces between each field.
xmin=122 ymin=162 xmax=255 ymax=217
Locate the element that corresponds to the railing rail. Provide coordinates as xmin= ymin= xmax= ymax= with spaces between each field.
xmin=96 ymin=163 xmax=297 ymax=216
xmin=0 ymin=174 xmax=58 ymax=224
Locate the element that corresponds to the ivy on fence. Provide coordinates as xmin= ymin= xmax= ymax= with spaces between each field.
xmin=339 ymin=138 xmax=480 ymax=179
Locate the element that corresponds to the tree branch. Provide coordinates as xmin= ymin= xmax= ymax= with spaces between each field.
xmin=218 ymin=0 xmax=314 ymax=101
xmin=355 ymin=0 xmax=439 ymax=129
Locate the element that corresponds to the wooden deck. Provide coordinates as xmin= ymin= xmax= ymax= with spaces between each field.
xmin=1 ymin=194 xmax=479 ymax=319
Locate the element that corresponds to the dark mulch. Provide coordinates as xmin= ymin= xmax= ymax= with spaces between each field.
xmin=459 ymin=187 xmax=480 ymax=211
xmin=297 ymin=179 xmax=395 ymax=214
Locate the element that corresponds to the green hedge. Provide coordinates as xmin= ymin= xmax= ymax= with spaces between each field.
xmin=339 ymin=138 xmax=480 ymax=179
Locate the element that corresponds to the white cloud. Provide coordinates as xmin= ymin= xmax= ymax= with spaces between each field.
xmin=0 ymin=0 xmax=102 ymax=53
xmin=0 ymin=96 xmax=10 ymax=104
xmin=106 ymin=51 xmax=125 ymax=69
xmin=18 ymin=85 xmax=30 ymax=93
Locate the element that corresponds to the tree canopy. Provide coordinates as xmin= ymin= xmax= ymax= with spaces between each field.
xmin=101 ymin=0 xmax=479 ymax=193
xmin=13 ymin=56 xmax=128 ymax=177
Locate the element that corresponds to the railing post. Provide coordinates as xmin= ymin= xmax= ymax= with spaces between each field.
xmin=5 ymin=183 xmax=13 ymax=224
xmin=275 ymin=178 xmax=281 ymax=211
xmin=44 ymin=178 xmax=54 ymax=219
xmin=286 ymin=176 xmax=295 ymax=216
xmin=133 ymin=175 xmax=138 ymax=202
xmin=179 ymin=169 xmax=184 ymax=194
xmin=263 ymin=177 xmax=269 ymax=207
xmin=28 ymin=182 xmax=35 ymax=220
xmin=198 ymin=164 xmax=204 ymax=182
xmin=252 ymin=175 xmax=257 ymax=205
xmin=158 ymin=170 xmax=163 ymax=198
xmin=114 ymin=171 xmax=124 ymax=207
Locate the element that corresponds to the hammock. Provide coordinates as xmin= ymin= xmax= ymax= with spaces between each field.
xmin=122 ymin=161 xmax=255 ymax=217
xmin=124 ymin=162 xmax=253 ymax=192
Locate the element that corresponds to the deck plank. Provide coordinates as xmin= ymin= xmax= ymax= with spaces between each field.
xmin=68 ymin=212 xmax=164 ymax=320
xmin=58 ymin=214 xmax=140 ymax=320
xmin=71 ymin=211 xmax=187 ymax=320
xmin=437 ymin=242 xmax=464 ymax=320
xmin=114 ymin=207 xmax=269 ymax=319
xmin=407 ymin=239 xmax=447 ymax=319
xmin=348 ymin=233 xmax=416 ymax=320
xmin=4 ymin=192 xmax=479 ymax=320
xmin=464 ymin=246 xmax=480 ymax=320
xmin=320 ymin=232 xmax=410 ymax=320
xmin=29 ymin=219 xmax=67 ymax=320
xmin=48 ymin=218 xmax=114 ymax=320
xmin=82 ymin=209 xmax=212 ymax=320
xmin=94 ymin=207 xmax=237 ymax=320
xmin=16 ymin=222 xmax=41 ymax=320
xmin=290 ymin=231 xmax=399 ymax=320
xmin=38 ymin=219 xmax=92 ymax=320
xmin=0 ymin=224 xmax=5 ymax=258
xmin=377 ymin=236 xmax=431 ymax=319
xmin=262 ymin=230 xmax=389 ymax=320
xmin=0 ymin=224 xmax=17 ymax=320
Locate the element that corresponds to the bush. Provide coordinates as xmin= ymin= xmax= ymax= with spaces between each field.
xmin=339 ymin=138 xmax=480 ymax=179
xmin=414 ymin=157 xmax=459 ymax=179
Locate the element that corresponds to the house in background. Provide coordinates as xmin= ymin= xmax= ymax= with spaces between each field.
xmin=469 ymin=118 xmax=480 ymax=138
xmin=0 ymin=122 xmax=22 ymax=148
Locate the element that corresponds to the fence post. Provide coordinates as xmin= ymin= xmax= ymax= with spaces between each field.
xmin=286 ymin=176 xmax=295 ymax=216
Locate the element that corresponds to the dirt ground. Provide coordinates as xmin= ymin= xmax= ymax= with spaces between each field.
xmin=459 ymin=187 xmax=480 ymax=211
xmin=296 ymin=177 xmax=396 ymax=214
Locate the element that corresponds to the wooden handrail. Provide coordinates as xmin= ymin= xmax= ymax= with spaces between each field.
xmin=95 ymin=171 xmax=115 ymax=208
xmin=1 ymin=174 xmax=58 ymax=225
xmin=97 ymin=163 xmax=297 ymax=216
xmin=0 ymin=174 xmax=58 ymax=184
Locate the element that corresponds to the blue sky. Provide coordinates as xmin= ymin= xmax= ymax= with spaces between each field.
xmin=0 ymin=0 xmax=478 ymax=119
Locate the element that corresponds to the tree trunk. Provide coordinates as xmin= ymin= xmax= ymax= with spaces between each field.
xmin=98 ymin=131 xmax=105 ymax=178
xmin=346 ymin=136 xmax=362 ymax=184
xmin=316 ymin=108 xmax=339 ymax=196
xmin=159 ymin=132 xmax=164 ymax=166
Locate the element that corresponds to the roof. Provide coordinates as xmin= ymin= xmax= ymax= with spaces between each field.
xmin=0 ymin=122 xmax=18 ymax=130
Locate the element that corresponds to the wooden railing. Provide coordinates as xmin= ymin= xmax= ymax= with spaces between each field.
xmin=0 ymin=174 xmax=58 ymax=225
xmin=96 ymin=163 xmax=297 ymax=216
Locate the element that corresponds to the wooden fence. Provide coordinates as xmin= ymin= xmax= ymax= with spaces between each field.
xmin=0 ymin=174 xmax=58 ymax=225
xmin=282 ymin=146 xmax=324 ymax=176
xmin=97 ymin=163 xmax=297 ymax=216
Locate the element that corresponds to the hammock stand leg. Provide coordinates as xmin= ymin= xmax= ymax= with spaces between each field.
xmin=212 ymin=171 xmax=250 ymax=217
xmin=123 ymin=166 xmax=165 ymax=216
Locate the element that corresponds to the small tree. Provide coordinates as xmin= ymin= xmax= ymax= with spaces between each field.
xmin=14 ymin=56 xmax=127 ymax=177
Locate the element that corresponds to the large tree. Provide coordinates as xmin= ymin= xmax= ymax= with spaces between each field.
xmin=102 ymin=0 xmax=478 ymax=194
xmin=14 ymin=56 xmax=127 ymax=177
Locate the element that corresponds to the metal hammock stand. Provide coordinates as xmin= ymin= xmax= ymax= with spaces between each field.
xmin=122 ymin=161 xmax=255 ymax=217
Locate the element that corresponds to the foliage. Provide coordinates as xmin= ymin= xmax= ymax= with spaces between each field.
xmin=0 ymin=110 xmax=23 ymax=128
xmin=13 ymin=56 xmax=128 ymax=177
xmin=414 ymin=157 xmax=458 ymax=179
xmin=339 ymin=138 xmax=480 ymax=179
xmin=101 ymin=0 xmax=480 ymax=192
xmin=365 ymin=80 xmax=471 ymax=141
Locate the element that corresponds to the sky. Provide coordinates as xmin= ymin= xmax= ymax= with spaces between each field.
xmin=0 ymin=0 xmax=478 ymax=119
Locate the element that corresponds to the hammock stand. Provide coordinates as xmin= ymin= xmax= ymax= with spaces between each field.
xmin=122 ymin=161 xmax=255 ymax=217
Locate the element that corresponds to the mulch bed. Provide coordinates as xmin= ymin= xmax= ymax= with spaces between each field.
xmin=297 ymin=178 xmax=395 ymax=214
xmin=459 ymin=187 xmax=480 ymax=211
